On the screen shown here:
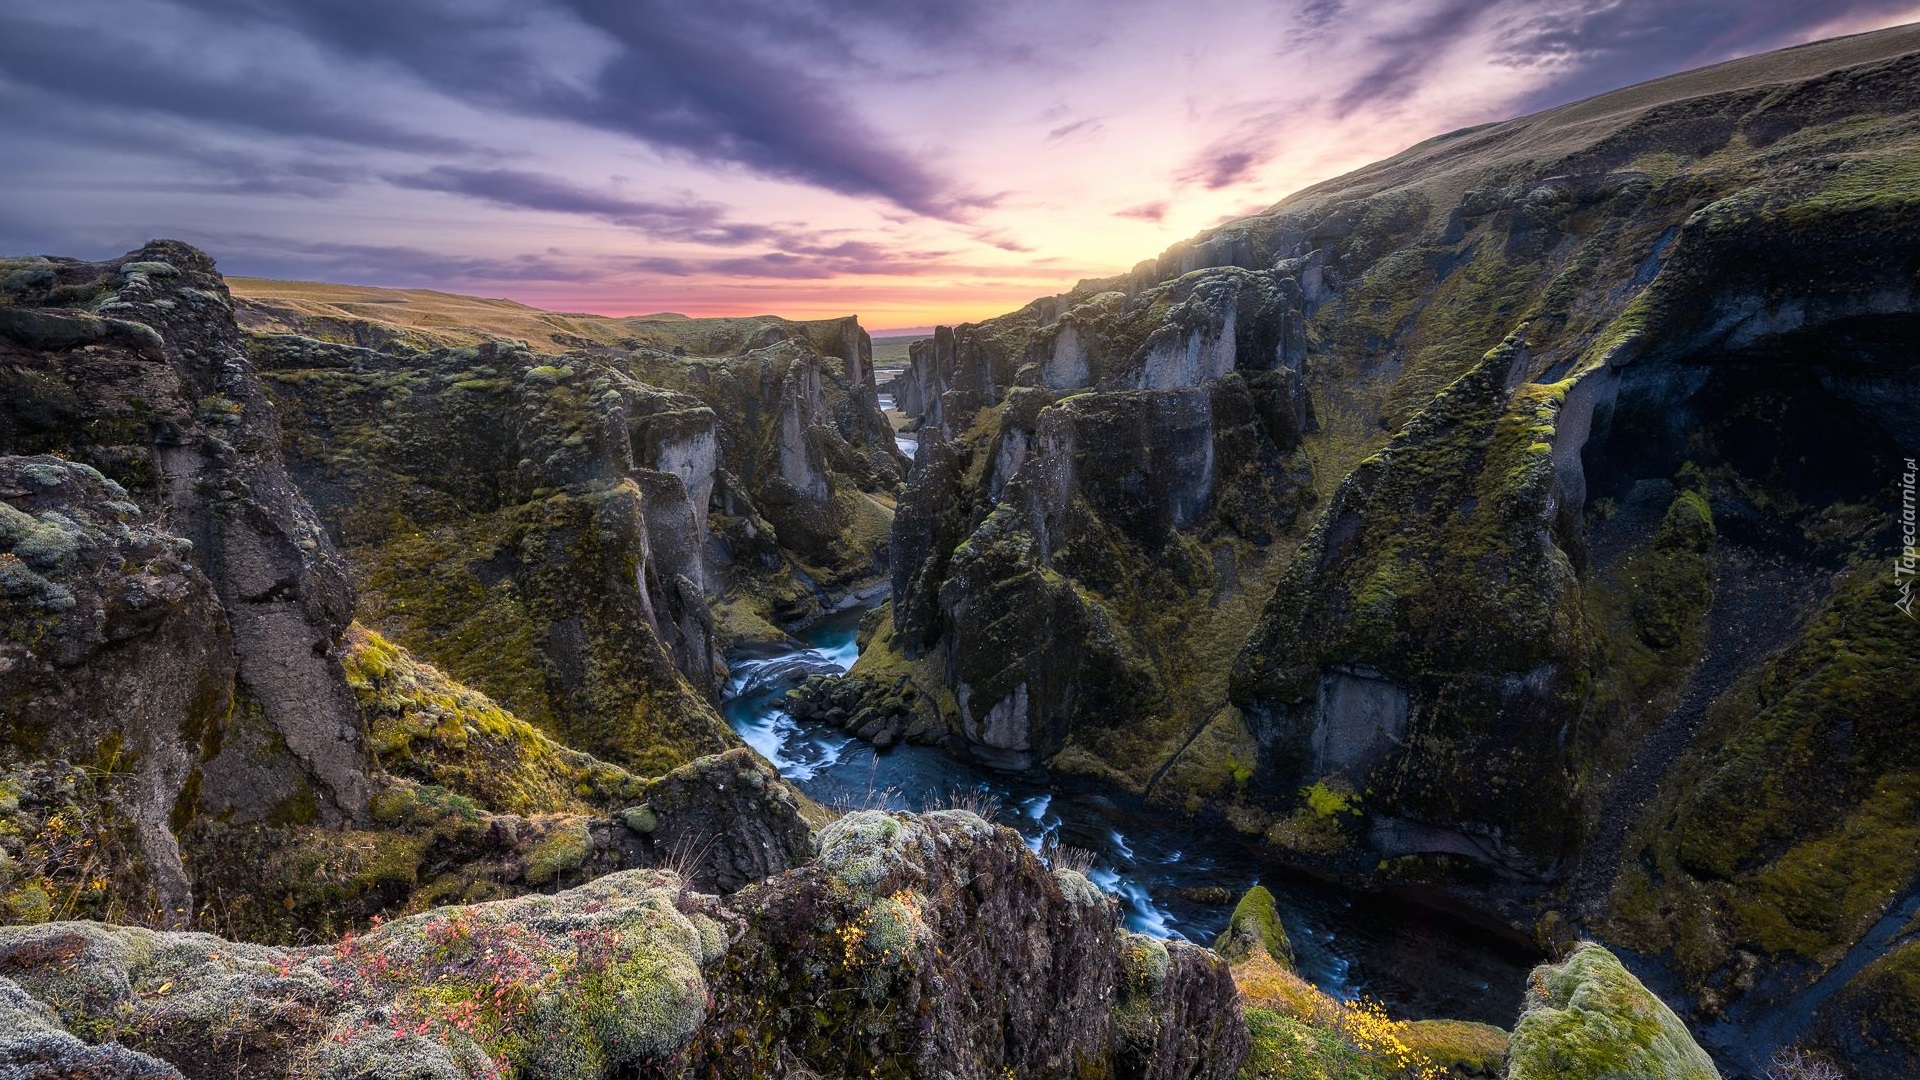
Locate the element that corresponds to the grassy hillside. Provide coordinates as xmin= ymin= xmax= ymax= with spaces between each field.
xmin=229 ymin=277 xmax=692 ymax=355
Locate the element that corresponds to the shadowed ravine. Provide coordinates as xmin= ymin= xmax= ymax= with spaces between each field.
xmin=722 ymin=603 xmax=1542 ymax=1028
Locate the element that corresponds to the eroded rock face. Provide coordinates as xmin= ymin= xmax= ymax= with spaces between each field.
xmin=623 ymin=316 xmax=904 ymax=586
xmin=0 ymin=457 xmax=230 ymax=925
xmin=252 ymin=333 xmax=737 ymax=768
xmin=692 ymin=810 xmax=1247 ymax=1079
xmin=616 ymin=746 xmax=820 ymax=895
xmin=834 ymin=310 xmax=1312 ymax=772
xmin=840 ymin=33 xmax=1920 ymax=1080
xmin=1311 ymin=668 xmax=1409 ymax=774
xmin=1 ymin=242 xmax=370 ymax=828
xmin=252 ymin=307 xmax=902 ymax=763
xmin=0 ymin=812 xmax=1245 ymax=1080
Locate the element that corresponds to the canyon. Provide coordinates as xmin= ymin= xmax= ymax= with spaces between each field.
xmin=3 ymin=20 xmax=1920 ymax=1080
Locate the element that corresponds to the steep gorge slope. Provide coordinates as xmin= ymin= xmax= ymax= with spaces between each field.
xmin=853 ymin=23 xmax=1920 ymax=1074
xmin=0 ymin=240 xmax=898 ymax=943
xmin=250 ymin=311 xmax=901 ymax=771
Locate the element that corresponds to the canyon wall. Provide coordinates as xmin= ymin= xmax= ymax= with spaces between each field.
xmin=829 ymin=27 xmax=1920 ymax=1074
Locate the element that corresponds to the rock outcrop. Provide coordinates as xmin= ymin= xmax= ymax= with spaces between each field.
xmin=1 ymin=242 xmax=369 ymax=833
xmin=0 ymin=243 xmax=385 ymax=934
xmin=813 ymin=25 xmax=1920 ymax=1078
xmin=182 ymin=629 xmax=819 ymax=943
xmin=1213 ymin=885 xmax=1293 ymax=969
xmin=823 ymin=289 xmax=1313 ymax=772
xmin=252 ymin=308 xmax=902 ymax=771
xmin=0 ymin=810 xmax=1245 ymax=1080
xmin=0 ymin=247 xmax=852 ymax=943
xmin=1 ymin=456 xmax=229 ymax=926
xmin=1506 ymin=943 xmax=1719 ymax=1080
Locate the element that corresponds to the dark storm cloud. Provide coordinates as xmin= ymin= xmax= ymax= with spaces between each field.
xmin=211 ymin=236 xmax=600 ymax=285
xmin=1328 ymin=0 xmax=1492 ymax=117
xmin=160 ymin=0 xmax=995 ymax=217
xmin=391 ymin=167 xmax=787 ymax=246
xmin=1497 ymin=0 xmax=1920 ymax=111
xmin=0 ymin=12 xmax=466 ymax=153
xmin=0 ymin=80 xmax=374 ymax=197
xmin=550 ymin=0 xmax=981 ymax=217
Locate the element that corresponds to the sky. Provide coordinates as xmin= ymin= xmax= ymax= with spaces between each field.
xmin=2 ymin=1 xmax=1917 ymax=331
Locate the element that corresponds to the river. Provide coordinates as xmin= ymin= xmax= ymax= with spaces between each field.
xmin=721 ymin=605 xmax=1541 ymax=1027
xmin=876 ymin=389 xmax=918 ymax=458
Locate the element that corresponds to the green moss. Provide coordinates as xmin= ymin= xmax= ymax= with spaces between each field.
xmin=1401 ymin=1019 xmax=1509 ymax=1077
xmin=1215 ymin=885 xmax=1295 ymax=968
xmin=620 ymin=804 xmax=658 ymax=834
xmin=351 ymin=510 xmax=554 ymax=732
xmin=1237 ymin=1007 xmax=1395 ymax=1080
xmin=1234 ymin=335 xmax=1586 ymax=866
xmin=1506 ymin=943 xmax=1717 ymax=1080
xmin=1122 ymin=933 xmax=1171 ymax=996
xmin=1606 ymin=564 xmax=1920 ymax=989
xmin=1152 ymin=706 xmax=1264 ymax=811
xmin=1629 ymin=488 xmax=1715 ymax=650
xmin=305 ymin=870 xmax=708 ymax=1078
xmin=345 ymin=625 xmax=647 ymax=816
xmin=523 ymin=819 xmax=592 ymax=887
xmin=816 ymin=810 xmax=910 ymax=895
xmin=1303 ymin=779 xmax=1358 ymax=819
xmin=1727 ymin=774 xmax=1920 ymax=961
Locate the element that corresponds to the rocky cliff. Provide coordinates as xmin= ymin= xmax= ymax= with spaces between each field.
xmin=2 ymin=242 xmax=376 ymax=926
xmin=829 ymin=23 xmax=1920 ymax=1075
xmin=250 ymin=307 xmax=900 ymax=773
xmin=0 ymin=242 xmax=890 ymax=942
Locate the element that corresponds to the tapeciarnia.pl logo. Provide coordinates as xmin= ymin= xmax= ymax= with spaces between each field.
xmin=1899 ymin=457 xmax=1917 ymax=619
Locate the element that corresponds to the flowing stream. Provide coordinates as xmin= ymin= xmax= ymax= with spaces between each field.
xmin=876 ymin=390 xmax=918 ymax=457
xmin=722 ymin=606 xmax=1541 ymax=1026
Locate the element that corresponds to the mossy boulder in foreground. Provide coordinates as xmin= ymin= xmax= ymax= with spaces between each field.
xmin=1507 ymin=943 xmax=1719 ymax=1080
xmin=0 ymin=811 xmax=1246 ymax=1079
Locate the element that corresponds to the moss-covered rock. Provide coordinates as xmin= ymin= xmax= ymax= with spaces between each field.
xmin=0 ymin=972 xmax=183 ymax=1080
xmin=252 ymin=308 xmax=903 ymax=774
xmin=1507 ymin=943 xmax=1719 ymax=1080
xmin=1815 ymin=937 xmax=1920 ymax=1078
xmin=1215 ymin=885 xmax=1295 ymax=968
xmin=847 ymin=354 xmax=1309 ymax=778
xmin=693 ymin=809 xmax=1247 ymax=1078
xmin=0 ymin=457 xmax=232 ymax=926
xmin=345 ymin=625 xmax=647 ymax=816
xmin=1603 ymin=566 xmax=1920 ymax=1011
xmin=0 ymin=813 xmax=1245 ymax=1079
xmin=0 ymin=870 xmax=710 ymax=1079
xmin=1232 ymin=337 xmax=1585 ymax=874
xmin=620 ymin=746 xmax=821 ymax=894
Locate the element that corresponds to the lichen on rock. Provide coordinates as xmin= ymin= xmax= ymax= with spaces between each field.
xmin=1507 ymin=943 xmax=1719 ymax=1080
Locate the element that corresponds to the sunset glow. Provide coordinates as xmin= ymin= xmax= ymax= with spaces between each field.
xmin=4 ymin=0 xmax=1919 ymax=329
